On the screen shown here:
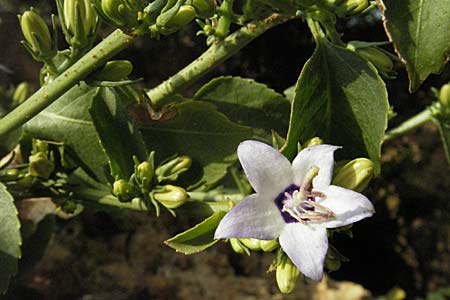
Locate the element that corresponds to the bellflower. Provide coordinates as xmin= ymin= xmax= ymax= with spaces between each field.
xmin=215 ymin=140 xmax=375 ymax=281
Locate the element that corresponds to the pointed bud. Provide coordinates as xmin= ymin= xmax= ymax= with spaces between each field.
xmin=239 ymin=238 xmax=262 ymax=251
xmin=303 ymin=137 xmax=324 ymax=147
xmin=29 ymin=152 xmax=54 ymax=179
xmin=153 ymin=185 xmax=188 ymax=209
xmin=19 ymin=10 xmax=54 ymax=59
xmin=260 ymin=239 xmax=279 ymax=252
xmin=335 ymin=0 xmax=369 ymax=17
xmin=356 ymin=47 xmax=393 ymax=74
xmin=332 ymin=158 xmax=374 ymax=192
xmin=276 ymin=254 xmax=300 ymax=294
xmin=156 ymin=155 xmax=192 ymax=182
xmin=136 ymin=161 xmax=154 ymax=189
xmin=112 ymin=179 xmax=136 ymax=202
xmin=230 ymin=238 xmax=247 ymax=254
xmin=192 ymin=0 xmax=216 ymax=18
xmin=166 ymin=5 xmax=196 ymax=28
xmin=438 ymin=83 xmax=450 ymax=113
xmin=92 ymin=60 xmax=133 ymax=81
xmin=63 ymin=0 xmax=98 ymax=48
xmin=12 ymin=82 xmax=30 ymax=106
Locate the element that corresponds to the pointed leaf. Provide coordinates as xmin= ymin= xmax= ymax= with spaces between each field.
xmin=24 ymin=84 xmax=109 ymax=182
xmin=194 ymin=76 xmax=290 ymax=134
xmin=140 ymin=101 xmax=253 ymax=189
xmin=90 ymin=87 xmax=147 ymax=180
xmin=379 ymin=0 xmax=450 ymax=92
xmin=283 ymin=41 xmax=389 ymax=173
xmin=165 ymin=211 xmax=226 ymax=254
xmin=0 ymin=183 xmax=21 ymax=294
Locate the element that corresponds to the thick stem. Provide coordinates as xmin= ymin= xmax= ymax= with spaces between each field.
xmin=147 ymin=14 xmax=292 ymax=106
xmin=384 ymin=108 xmax=433 ymax=142
xmin=0 ymin=29 xmax=134 ymax=138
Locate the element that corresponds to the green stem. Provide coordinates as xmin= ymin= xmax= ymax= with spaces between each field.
xmin=306 ymin=18 xmax=326 ymax=45
xmin=0 ymin=29 xmax=134 ymax=138
xmin=384 ymin=108 xmax=433 ymax=142
xmin=147 ymin=13 xmax=292 ymax=106
xmin=73 ymin=187 xmax=241 ymax=216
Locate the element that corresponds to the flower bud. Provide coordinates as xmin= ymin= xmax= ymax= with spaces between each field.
xmin=239 ymin=238 xmax=261 ymax=251
xmin=192 ymin=0 xmax=215 ymax=18
xmin=276 ymin=254 xmax=300 ymax=294
xmin=332 ymin=158 xmax=374 ymax=192
xmin=92 ymin=60 xmax=133 ymax=81
xmin=101 ymin=0 xmax=142 ymax=28
xmin=325 ymin=255 xmax=341 ymax=271
xmin=112 ymin=179 xmax=136 ymax=202
xmin=0 ymin=169 xmax=20 ymax=181
xmin=259 ymin=239 xmax=279 ymax=252
xmin=356 ymin=47 xmax=393 ymax=74
xmin=303 ymin=137 xmax=324 ymax=147
xmin=136 ymin=161 xmax=154 ymax=189
xmin=166 ymin=5 xmax=197 ymax=28
xmin=153 ymin=185 xmax=188 ymax=209
xmin=63 ymin=0 xmax=98 ymax=48
xmin=12 ymin=82 xmax=30 ymax=107
xmin=19 ymin=10 xmax=54 ymax=59
xmin=230 ymin=238 xmax=247 ymax=254
xmin=335 ymin=0 xmax=369 ymax=17
xmin=28 ymin=152 xmax=54 ymax=179
xmin=438 ymin=83 xmax=450 ymax=113
xmin=156 ymin=155 xmax=192 ymax=182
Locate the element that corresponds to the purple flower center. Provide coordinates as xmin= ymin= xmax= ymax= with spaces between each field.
xmin=274 ymin=184 xmax=316 ymax=223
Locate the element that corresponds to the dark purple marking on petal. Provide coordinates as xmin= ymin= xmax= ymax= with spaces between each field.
xmin=274 ymin=184 xmax=300 ymax=223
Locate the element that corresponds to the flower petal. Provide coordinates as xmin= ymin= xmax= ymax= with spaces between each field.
xmin=214 ymin=193 xmax=285 ymax=240
xmin=237 ymin=140 xmax=293 ymax=197
xmin=318 ymin=185 xmax=375 ymax=228
xmin=279 ymin=223 xmax=328 ymax=281
xmin=292 ymin=145 xmax=341 ymax=190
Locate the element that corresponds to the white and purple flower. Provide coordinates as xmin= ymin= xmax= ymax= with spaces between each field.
xmin=214 ymin=140 xmax=375 ymax=281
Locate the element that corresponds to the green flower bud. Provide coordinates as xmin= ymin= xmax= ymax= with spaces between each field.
xmin=230 ymin=238 xmax=247 ymax=254
xmin=325 ymin=255 xmax=341 ymax=271
xmin=438 ymin=83 xmax=450 ymax=112
xmin=136 ymin=161 xmax=154 ymax=189
xmin=156 ymin=155 xmax=192 ymax=182
xmin=166 ymin=5 xmax=196 ymax=28
xmin=112 ymin=179 xmax=136 ymax=202
xmin=239 ymin=238 xmax=262 ymax=251
xmin=332 ymin=158 xmax=374 ymax=192
xmin=303 ymin=137 xmax=324 ymax=147
xmin=192 ymin=0 xmax=216 ymax=18
xmin=29 ymin=152 xmax=54 ymax=179
xmin=259 ymin=239 xmax=279 ymax=252
xmin=63 ymin=0 xmax=98 ymax=47
xmin=335 ymin=0 xmax=369 ymax=17
xmin=276 ymin=254 xmax=300 ymax=294
xmin=153 ymin=185 xmax=188 ymax=209
xmin=92 ymin=60 xmax=133 ymax=81
xmin=101 ymin=0 xmax=143 ymax=28
xmin=356 ymin=47 xmax=393 ymax=74
xmin=0 ymin=169 xmax=20 ymax=181
xmin=19 ymin=10 xmax=54 ymax=59
xmin=12 ymin=82 xmax=30 ymax=106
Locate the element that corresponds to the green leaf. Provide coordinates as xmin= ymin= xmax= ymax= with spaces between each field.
xmin=0 ymin=182 xmax=21 ymax=294
xmin=24 ymin=84 xmax=109 ymax=182
xmin=194 ymin=76 xmax=290 ymax=135
xmin=165 ymin=211 xmax=226 ymax=254
xmin=140 ymin=101 xmax=253 ymax=189
xmin=283 ymin=41 xmax=389 ymax=173
xmin=379 ymin=0 xmax=450 ymax=92
xmin=90 ymin=87 xmax=147 ymax=180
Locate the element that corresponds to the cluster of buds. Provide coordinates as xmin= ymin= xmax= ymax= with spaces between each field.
xmin=19 ymin=9 xmax=57 ymax=62
xmin=148 ymin=0 xmax=198 ymax=36
xmin=57 ymin=0 xmax=99 ymax=50
xmin=95 ymin=0 xmax=147 ymax=28
xmin=111 ymin=152 xmax=191 ymax=214
xmin=333 ymin=0 xmax=369 ymax=17
xmin=230 ymin=238 xmax=279 ymax=254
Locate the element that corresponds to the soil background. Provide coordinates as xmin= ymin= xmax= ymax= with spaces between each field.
xmin=0 ymin=1 xmax=449 ymax=299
